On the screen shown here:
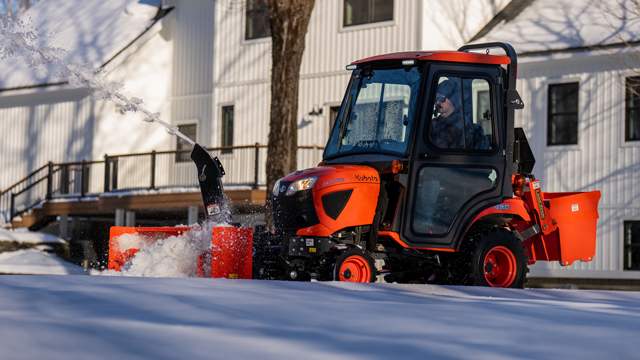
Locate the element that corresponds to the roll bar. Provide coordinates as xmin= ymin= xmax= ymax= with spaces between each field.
xmin=458 ymin=42 xmax=518 ymax=91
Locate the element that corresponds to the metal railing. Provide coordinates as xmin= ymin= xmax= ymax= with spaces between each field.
xmin=1 ymin=144 xmax=325 ymax=226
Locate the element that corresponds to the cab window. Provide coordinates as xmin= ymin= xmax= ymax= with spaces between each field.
xmin=428 ymin=76 xmax=494 ymax=150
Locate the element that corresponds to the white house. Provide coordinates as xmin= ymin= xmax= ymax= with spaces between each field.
xmin=472 ymin=0 xmax=640 ymax=282
xmin=6 ymin=0 xmax=638 ymax=285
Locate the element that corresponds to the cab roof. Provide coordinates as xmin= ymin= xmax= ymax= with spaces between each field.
xmin=352 ymin=51 xmax=511 ymax=66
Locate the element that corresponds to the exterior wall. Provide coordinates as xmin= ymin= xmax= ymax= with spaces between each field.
xmin=0 ymin=89 xmax=94 ymax=191
xmin=421 ymin=0 xmax=511 ymax=50
xmin=213 ymin=0 xmax=422 ymax=151
xmin=0 ymin=15 xmax=175 ymax=192
xmin=167 ymin=0 xmax=216 ymax=147
xmin=94 ymin=21 xmax=175 ymax=159
xmin=516 ymin=52 xmax=640 ymax=279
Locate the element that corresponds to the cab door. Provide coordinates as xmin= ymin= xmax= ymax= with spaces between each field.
xmin=401 ymin=63 xmax=509 ymax=250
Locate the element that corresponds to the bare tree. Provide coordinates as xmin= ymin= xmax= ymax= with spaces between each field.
xmin=263 ymin=0 xmax=315 ymax=231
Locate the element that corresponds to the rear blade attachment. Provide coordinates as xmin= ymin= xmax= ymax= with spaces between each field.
xmin=190 ymin=143 xmax=232 ymax=224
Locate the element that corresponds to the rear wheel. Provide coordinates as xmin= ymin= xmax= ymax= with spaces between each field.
xmin=470 ymin=228 xmax=528 ymax=288
xmin=334 ymin=248 xmax=376 ymax=283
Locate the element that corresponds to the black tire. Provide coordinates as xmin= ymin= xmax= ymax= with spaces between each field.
xmin=333 ymin=248 xmax=376 ymax=283
xmin=469 ymin=227 xmax=528 ymax=288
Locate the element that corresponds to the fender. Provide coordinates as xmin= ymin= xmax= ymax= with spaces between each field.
xmin=472 ymin=198 xmax=531 ymax=224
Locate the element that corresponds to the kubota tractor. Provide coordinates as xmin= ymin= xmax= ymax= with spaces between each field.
xmin=249 ymin=42 xmax=601 ymax=288
xmin=109 ymin=42 xmax=601 ymax=288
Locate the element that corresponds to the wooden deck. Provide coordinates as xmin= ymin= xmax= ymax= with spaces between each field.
xmin=11 ymin=189 xmax=267 ymax=229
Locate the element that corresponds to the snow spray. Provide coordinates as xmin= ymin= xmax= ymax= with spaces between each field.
xmin=0 ymin=14 xmax=194 ymax=146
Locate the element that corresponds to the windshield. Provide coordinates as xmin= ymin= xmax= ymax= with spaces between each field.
xmin=324 ymin=66 xmax=422 ymax=158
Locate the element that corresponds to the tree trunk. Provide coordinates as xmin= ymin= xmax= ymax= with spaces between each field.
xmin=264 ymin=0 xmax=315 ymax=232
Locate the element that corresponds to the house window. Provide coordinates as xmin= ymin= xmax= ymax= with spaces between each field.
xmin=221 ymin=105 xmax=234 ymax=154
xmin=625 ymin=76 xmax=640 ymax=141
xmin=246 ymin=0 xmax=270 ymax=40
xmin=176 ymin=124 xmax=197 ymax=163
xmin=547 ymin=83 xmax=579 ymax=146
xmin=624 ymin=221 xmax=640 ymax=271
xmin=343 ymin=0 xmax=393 ymax=27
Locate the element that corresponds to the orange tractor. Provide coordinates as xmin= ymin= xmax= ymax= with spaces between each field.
xmin=110 ymin=42 xmax=601 ymax=288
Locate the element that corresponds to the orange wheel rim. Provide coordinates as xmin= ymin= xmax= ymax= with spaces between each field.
xmin=338 ymin=255 xmax=371 ymax=282
xmin=483 ymin=246 xmax=516 ymax=287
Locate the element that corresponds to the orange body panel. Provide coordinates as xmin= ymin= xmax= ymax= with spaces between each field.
xmin=352 ymin=51 xmax=511 ymax=66
xmin=211 ymin=227 xmax=253 ymax=279
xmin=473 ymin=198 xmax=532 ymax=222
xmin=290 ymin=165 xmax=381 ymax=237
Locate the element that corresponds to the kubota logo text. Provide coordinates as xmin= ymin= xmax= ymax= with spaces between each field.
xmin=355 ymin=174 xmax=378 ymax=182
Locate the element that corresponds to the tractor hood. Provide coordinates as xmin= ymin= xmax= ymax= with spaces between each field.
xmin=280 ymin=165 xmax=380 ymax=194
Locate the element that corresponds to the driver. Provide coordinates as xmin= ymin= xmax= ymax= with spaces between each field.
xmin=430 ymin=79 xmax=489 ymax=150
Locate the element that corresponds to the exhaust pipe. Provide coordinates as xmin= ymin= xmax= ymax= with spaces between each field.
xmin=190 ymin=143 xmax=231 ymax=224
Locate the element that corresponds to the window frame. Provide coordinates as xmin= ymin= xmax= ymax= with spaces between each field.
xmin=424 ymin=73 xmax=498 ymax=153
xmin=623 ymin=220 xmax=640 ymax=271
xmin=244 ymin=0 xmax=271 ymax=41
xmin=340 ymin=0 xmax=395 ymax=32
xmin=326 ymin=103 xmax=342 ymax=136
xmin=546 ymin=81 xmax=580 ymax=147
xmin=625 ymin=76 xmax=640 ymax=143
xmin=220 ymin=104 xmax=235 ymax=154
xmin=174 ymin=120 xmax=199 ymax=163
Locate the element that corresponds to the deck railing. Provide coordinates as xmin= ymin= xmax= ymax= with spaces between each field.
xmin=0 ymin=144 xmax=324 ymax=226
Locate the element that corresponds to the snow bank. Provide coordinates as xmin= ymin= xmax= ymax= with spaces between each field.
xmin=0 ymin=275 xmax=637 ymax=359
xmin=0 ymin=227 xmax=66 ymax=244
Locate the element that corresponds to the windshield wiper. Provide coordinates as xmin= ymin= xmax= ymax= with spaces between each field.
xmin=337 ymin=73 xmax=366 ymax=153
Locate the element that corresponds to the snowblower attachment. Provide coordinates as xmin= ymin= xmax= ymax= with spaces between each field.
xmin=107 ymin=143 xmax=253 ymax=278
xmin=190 ymin=143 xmax=231 ymax=224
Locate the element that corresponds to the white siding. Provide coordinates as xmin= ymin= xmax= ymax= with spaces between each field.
xmin=213 ymin=0 xmax=421 ymax=150
xmin=166 ymin=0 xmax=216 ymax=147
xmin=0 ymin=89 xmax=94 ymax=191
xmin=517 ymin=53 xmax=640 ymax=278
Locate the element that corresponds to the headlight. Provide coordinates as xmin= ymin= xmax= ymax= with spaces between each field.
xmin=285 ymin=176 xmax=318 ymax=196
xmin=272 ymin=179 xmax=281 ymax=196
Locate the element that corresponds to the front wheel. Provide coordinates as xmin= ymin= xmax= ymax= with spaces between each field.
xmin=334 ymin=248 xmax=376 ymax=283
xmin=470 ymin=228 xmax=528 ymax=288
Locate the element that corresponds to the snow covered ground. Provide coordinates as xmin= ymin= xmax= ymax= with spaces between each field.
xmin=0 ymin=275 xmax=638 ymax=360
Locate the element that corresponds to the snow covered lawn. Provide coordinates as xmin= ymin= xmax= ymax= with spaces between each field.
xmin=0 ymin=275 xmax=637 ymax=359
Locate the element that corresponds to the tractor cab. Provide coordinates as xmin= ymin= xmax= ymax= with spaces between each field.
xmin=322 ymin=44 xmax=524 ymax=251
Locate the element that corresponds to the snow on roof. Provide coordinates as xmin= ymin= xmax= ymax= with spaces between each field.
xmin=471 ymin=0 xmax=640 ymax=55
xmin=0 ymin=0 xmax=164 ymax=90
xmin=0 ymin=227 xmax=66 ymax=244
